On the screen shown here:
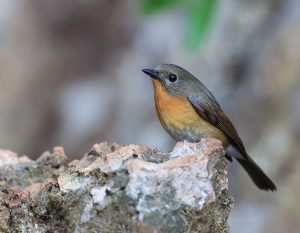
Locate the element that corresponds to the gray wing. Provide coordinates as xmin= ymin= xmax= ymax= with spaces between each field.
xmin=188 ymin=94 xmax=247 ymax=157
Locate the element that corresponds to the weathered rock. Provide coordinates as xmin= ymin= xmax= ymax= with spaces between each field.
xmin=0 ymin=139 xmax=233 ymax=233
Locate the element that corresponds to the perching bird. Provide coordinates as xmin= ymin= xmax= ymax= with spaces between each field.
xmin=142 ymin=64 xmax=276 ymax=191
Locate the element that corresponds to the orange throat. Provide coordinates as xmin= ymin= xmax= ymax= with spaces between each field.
xmin=152 ymin=80 xmax=228 ymax=146
xmin=152 ymin=80 xmax=201 ymax=129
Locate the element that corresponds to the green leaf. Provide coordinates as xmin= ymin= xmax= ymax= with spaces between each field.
xmin=186 ymin=0 xmax=218 ymax=50
xmin=140 ymin=0 xmax=182 ymax=15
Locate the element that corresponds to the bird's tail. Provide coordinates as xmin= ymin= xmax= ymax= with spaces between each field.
xmin=236 ymin=157 xmax=277 ymax=191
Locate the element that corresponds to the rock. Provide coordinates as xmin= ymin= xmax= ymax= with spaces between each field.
xmin=0 ymin=139 xmax=233 ymax=233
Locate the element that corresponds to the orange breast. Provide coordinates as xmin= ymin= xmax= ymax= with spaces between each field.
xmin=153 ymin=80 xmax=200 ymax=129
xmin=152 ymin=80 xmax=228 ymax=146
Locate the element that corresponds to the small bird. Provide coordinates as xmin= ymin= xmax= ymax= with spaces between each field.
xmin=142 ymin=64 xmax=276 ymax=191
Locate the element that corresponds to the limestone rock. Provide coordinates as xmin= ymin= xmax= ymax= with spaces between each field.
xmin=0 ymin=139 xmax=233 ymax=233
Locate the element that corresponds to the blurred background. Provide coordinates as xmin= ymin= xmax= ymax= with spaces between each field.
xmin=0 ymin=0 xmax=299 ymax=232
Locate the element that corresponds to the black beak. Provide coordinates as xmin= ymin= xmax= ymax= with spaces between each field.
xmin=142 ymin=69 xmax=160 ymax=80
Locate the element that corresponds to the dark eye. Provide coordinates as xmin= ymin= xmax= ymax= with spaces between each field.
xmin=168 ymin=74 xmax=177 ymax=82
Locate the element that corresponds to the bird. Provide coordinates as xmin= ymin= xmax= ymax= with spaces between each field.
xmin=142 ymin=64 xmax=276 ymax=191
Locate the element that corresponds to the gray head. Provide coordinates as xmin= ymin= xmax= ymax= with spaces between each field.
xmin=142 ymin=64 xmax=202 ymax=97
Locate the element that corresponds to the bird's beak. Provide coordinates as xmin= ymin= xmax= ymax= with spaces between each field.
xmin=142 ymin=69 xmax=160 ymax=80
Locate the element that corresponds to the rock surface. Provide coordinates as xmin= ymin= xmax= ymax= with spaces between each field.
xmin=0 ymin=139 xmax=233 ymax=233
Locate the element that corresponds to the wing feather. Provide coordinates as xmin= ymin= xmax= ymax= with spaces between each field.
xmin=188 ymin=95 xmax=247 ymax=156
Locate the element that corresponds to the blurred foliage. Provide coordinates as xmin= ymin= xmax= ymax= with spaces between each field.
xmin=141 ymin=0 xmax=182 ymax=14
xmin=140 ymin=0 xmax=218 ymax=50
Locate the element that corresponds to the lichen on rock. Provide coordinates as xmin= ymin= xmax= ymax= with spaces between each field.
xmin=0 ymin=139 xmax=233 ymax=233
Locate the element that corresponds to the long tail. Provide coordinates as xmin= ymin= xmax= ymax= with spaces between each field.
xmin=236 ymin=157 xmax=277 ymax=191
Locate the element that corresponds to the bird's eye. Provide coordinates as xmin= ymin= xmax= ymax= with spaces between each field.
xmin=168 ymin=74 xmax=177 ymax=82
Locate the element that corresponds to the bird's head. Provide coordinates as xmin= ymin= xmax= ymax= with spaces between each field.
xmin=142 ymin=64 xmax=200 ymax=97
